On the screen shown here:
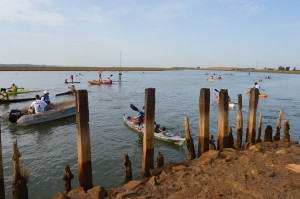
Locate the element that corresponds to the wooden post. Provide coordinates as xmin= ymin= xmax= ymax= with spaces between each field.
xmin=282 ymin=120 xmax=290 ymax=142
xmin=228 ymin=126 xmax=234 ymax=148
xmin=217 ymin=89 xmax=229 ymax=150
xmin=209 ymin=135 xmax=216 ymax=150
xmin=0 ymin=123 xmax=5 ymax=199
xmin=142 ymin=88 xmax=155 ymax=177
xmin=274 ymin=109 xmax=284 ymax=141
xmin=234 ymin=94 xmax=243 ymax=149
xmin=12 ymin=140 xmax=28 ymax=199
xmin=246 ymin=88 xmax=259 ymax=144
xmin=198 ymin=88 xmax=210 ymax=157
xmin=184 ymin=117 xmax=195 ymax=160
xmin=263 ymin=125 xmax=273 ymax=142
xmin=63 ymin=165 xmax=74 ymax=194
xmin=124 ymin=153 xmax=132 ymax=183
xmin=76 ymin=90 xmax=93 ymax=190
xmin=256 ymin=112 xmax=263 ymax=143
xmin=155 ymin=152 xmax=164 ymax=168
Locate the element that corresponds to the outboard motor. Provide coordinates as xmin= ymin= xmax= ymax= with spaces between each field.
xmin=8 ymin=110 xmax=23 ymax=123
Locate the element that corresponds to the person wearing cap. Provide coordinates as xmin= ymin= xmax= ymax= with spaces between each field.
xmin=41 ymin=91 xmax=51 ymax=105
xmin=0 ymin=88 xmax=9 ymax=100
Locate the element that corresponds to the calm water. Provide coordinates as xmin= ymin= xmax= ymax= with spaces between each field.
xmin=0 ymin=70 xmax=299 ymax=198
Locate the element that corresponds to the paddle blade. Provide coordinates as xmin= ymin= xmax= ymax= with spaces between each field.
xmin=19 ymin=87 xmax=24 ymax=90
xmin=215 ymin=89 xmax=219 ymax=93
xmin=130 ymin=104 xmax=139 ymax=112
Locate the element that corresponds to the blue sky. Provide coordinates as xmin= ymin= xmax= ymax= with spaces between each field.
xmin=0 ymin=0 xmax=299 ymax=68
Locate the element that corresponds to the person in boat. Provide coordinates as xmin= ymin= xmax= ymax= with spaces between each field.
xmin=118 ymin=71 xmax=122 ymax=80
xmin=8 ymin=83 xmax=18 ymax=92
xmin=218 ymin=75 xmax=223 ymax=79
xmin=253 ymin=82 xmax=260 ymax=89
xmin=68 ymin=84 xmax=76 ymax=93
xmin=0 ymin=88 xmax=9 ymax=100
xmin=64 ymin=79 xmax=68 ymax=83
xmin=28 ymin=95 xmax=51 ymax=114
xmin=210 ymin=76 xmax=214 ymax=79
xmin=134 ymin=106 xmax=144 ymax=125
xmin=107 ymin=76 xmax=112 ymax=83
xmin=41 ymin=91 xmax=51 ymax=105
xmin=70 ymin=74 xmax=74 ymax=83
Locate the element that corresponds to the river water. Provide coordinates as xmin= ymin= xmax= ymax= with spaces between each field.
xmin=0 ymin=70 xmax=299 ymax=198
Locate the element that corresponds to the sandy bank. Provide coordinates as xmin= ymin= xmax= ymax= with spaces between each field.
xmin=54 ymin=141 xmax=300 ymax=199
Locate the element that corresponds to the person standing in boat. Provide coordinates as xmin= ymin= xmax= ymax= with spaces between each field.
xmin=118 ymin=71 xmax=122 ymax=81
xmin=70 ymin=74 xmax=74 ymax=83
xmin=28 ymin=95 xmax=51 ymax=114
xmin=98 ymin=71 xmax=102 ymax=82
xmin=0 ymin=88 xmax=9 ymax=100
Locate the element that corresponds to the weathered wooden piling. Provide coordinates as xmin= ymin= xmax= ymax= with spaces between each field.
xmin=155 ymin=152 xmax=164 ymax=168
xmin=76 ymin=90 xmax=93 ymax=190
xmin=228 ymin=126 xmax=234 ymax=148
xmin=0 ymin=123 xmax=5 ymax=199
xmin=217 ymin=89 xmax=229 ymax=150
xmin=256 ymin=112 xmax=263 ymax=143
xmin=282 ymin=120 xmax=290 ymax=142
xmin=198 ymin=88 xmax=210 ymax=157
xmin=124 ymin=153 xmax=132 ymax=182
xmin=209 ymin=135 xmax=216 ymax=150
xmin=184 ymin=117 xmax=196 ymax=160
xmin=263 ymin=125 xmax=273 ymax=142
xmin=274 ymin=109 xmax=284 ymax=141
xmin=234 ymin=94 xmax=243 ymax=149
xmin=246 ymin=88 xmax=259 ymax=144
xmin=63 ymin=165 xmax=74 ymax=194
xmin=12 ymin=140 xmax=28 ymax=199
xmin=142 ymin=88 xmax=155 ymax=177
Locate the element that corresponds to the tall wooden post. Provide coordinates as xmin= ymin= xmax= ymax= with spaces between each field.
xmin=76 ymin=90 xmax=93 ymax=190
xmin=274 ymin=109 xmax=284 ymax=141
xmin=256 ymin=112 xmax=263 ymax=143
xmin=198 ymin=88 xmax=210 ymax=157
xmin=217 ymin=89 xmax=229 ymax=150
xmin=246 ymin=88 xmax=259 ymax=144
xmin=234 ymin=94 xmax=243 ymax=149
xmin=12 ymin=140 xmax=28 ymax=199
xmin=185 ymin=117 xmax=196 ymax=160
xmin=142 ymin=88 xmax=155 ymax=177
xmin=0 ymin=123 xmax=5 ymax=199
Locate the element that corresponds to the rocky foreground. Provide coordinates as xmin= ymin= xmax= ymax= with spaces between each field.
xmin=54 ymin=141 xmax=300 ymax=199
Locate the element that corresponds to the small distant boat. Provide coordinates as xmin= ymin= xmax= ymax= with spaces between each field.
xmin=88 ymin=81 xmax=112 ymax=85
xmin=204 ymin=73 xmax=209 ymax=75
xmin=212 ymin=73 xmax=217 ymax=75
xmin=214 ymin=94 xmax=234 ymax=108
xmin=217 ymin=76 xmax=224 ymax=79
xmin=1 ymin=100 xmax=76 ymax=126
xmin=256 ymin=78 xmax=263 ymax=82
xmin=64 ymin=82 xmax=80 ymax=84
xmin=245 ymin=91 xmax=267 ymax=98
xmin=206 ymin=78 xmax=215 ymax=81
xmin=265 ymin=76 xmax=272 ymax=79
xmin=0 ymin=98 xmax=35 ymax=104
xmin=225 ymin=73 xmax=233 ymax=76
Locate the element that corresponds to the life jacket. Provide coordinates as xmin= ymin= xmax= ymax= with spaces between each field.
xmin=42 ymin=95 xmax=50 ymax=104
xmin=11 ymin=86 xmax=17 ymax=92
xmin=2 ymin=92 xmax=9 ymax=100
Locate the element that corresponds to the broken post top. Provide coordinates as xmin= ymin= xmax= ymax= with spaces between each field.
xmin=12 ymin=140 xmax=21 ymax=161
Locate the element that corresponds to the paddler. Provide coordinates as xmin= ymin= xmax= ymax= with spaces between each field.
xmin=41 ymin=91 xmax=51 ymax=105
xmin=134 ymin=106 xmax=144 ymax=126
xmin=68 ymin=84 xmax=76 ymax=93
xmin=70 ymin=74 xmax=74 ymax=83
xmin=0 ymin=88 xmax=9 ymax=100
xmin=211 ymin=76 xmax=214 ymax=79
xmin=98 ymin=71 xmax=102 ymax=82
xmin=118 ymin=71 xmax=122 ymax=80
xmin=28 ymin=95 xmax=51 ymax=114
xmin=8 ymin=83 xmax=18 ymax=92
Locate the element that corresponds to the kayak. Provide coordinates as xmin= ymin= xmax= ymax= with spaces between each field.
xmin=56 ymin=91 xmax=74 ymax=96
xmin=206 ymin=78 xmax=215 ymax=81
xmin=64 ymin=82 xmax=80 ymax=84
xmin=123 ymin=115 xmax=185 ymax=146
xmin=214 ymin=94 xmax=234 ymax=108
xmin=0 ymin=98 xmax=35 ymax=104
xmin=217 ymin=77 xmax=224 ymax=79
xmin=88 ymin=81 xmax=112 ymax=85
xmin=7 ymin=90 xmax=42 ymax=96
xmin=256 ymin=78 xmax=263 ymax=82
xmin=245 ymin=91 xmax=267 ymax=98
xmin=1 ymin=100 xmax=76 ymax=126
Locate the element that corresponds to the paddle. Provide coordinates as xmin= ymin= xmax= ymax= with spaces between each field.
xmin=130 ymin=104 xmax=140 ymax=112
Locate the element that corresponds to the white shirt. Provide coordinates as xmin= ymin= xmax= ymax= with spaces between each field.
xmin=255 ymin=85 xmax=260 ymax=89
xmin=31 ymin=100 xmax=47 ymax=113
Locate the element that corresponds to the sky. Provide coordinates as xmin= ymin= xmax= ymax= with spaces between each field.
xmin=0 ymin=0 xmax=299 ymax=68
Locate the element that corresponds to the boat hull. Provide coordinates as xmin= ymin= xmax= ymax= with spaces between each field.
xmin=88 ymin=81 xmax=112 ymax=85
xmin=123 ymin=115 xmax=185 ymax=145
xmin=245 ymin=91 xmax=267 ymax=98
xmin=7 ymin=90 xmax=42 ymax=95
xmin=0 ymin=98 xmax=35 ymax=104
xmin=56 ymin=91 xmax=74 ymax=96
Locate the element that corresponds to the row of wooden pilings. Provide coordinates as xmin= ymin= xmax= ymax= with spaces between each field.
xmin=0 ymin=88 xmax=291 ymax=198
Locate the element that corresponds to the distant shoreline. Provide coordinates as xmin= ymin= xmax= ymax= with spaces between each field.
xmin=0 ymin=66 xmax=299 ymax=74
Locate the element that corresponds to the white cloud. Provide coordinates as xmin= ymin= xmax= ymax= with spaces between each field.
xmin=0 ymin=0 xmax=68 ymax=26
